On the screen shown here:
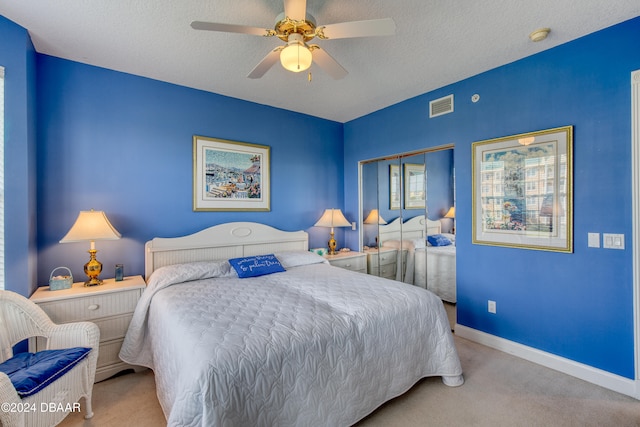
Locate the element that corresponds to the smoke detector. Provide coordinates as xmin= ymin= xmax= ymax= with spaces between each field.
xmin=529 ymin=28 xmax=550 ymax=42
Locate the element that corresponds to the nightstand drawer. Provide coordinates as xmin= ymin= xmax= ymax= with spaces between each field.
xmin=96 ymin=338 xmax=126 ymax=368
xmin=366 ymin=248 xmax=401 ymax=278
xmin=329 ymin=256 xmax=366 ymax=272
xmin=93 ymin=313 xmax=134 ymax=342
xmin=378 ymin=266 xmax=396 ymax=279
xmin=368 ymin=252 xmax=396 ymax=268
xmin=37 ymin=289 xmax=140 ymax=323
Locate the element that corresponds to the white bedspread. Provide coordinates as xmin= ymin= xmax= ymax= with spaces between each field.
xmin=120 ymin=253 xmax=463 ymax=426
xmin=382 ymin=239 xmax=457 ymax=303
xmin=423 ymin=245 xmax=457 ymax=303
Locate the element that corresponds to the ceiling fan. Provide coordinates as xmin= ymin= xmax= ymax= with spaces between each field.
xmin=191 ymin=0 xmax=396 ymax=79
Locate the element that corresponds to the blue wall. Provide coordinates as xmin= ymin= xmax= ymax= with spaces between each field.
xmin=2 ymin=12 xmax=640 ymax=380
xmin=35 ymin=55 xmax=344 ymax=284
xmin=344 ymin=17 xmax=640 ymax=379
xmin=0 ymin=16 xmax=37 ymax=296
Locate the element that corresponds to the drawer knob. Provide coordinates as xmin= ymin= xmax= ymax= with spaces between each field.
xmin=345 ymin=263 xmax=351 ymax=267
xmin=87 ymin=304 xmax=100 ymax=311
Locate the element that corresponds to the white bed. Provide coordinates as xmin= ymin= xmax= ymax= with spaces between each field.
xmin=379 ymin=216 xmax=457 ymax=303
xmin=120 ymin=222 xmax=463 ymax=426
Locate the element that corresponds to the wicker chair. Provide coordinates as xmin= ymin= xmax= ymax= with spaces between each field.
xmin=0 ymin=290 xmax=99 ymax=427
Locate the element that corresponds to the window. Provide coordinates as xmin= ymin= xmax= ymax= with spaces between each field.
xmin=0 ymin=66 xmax=4 ymax=290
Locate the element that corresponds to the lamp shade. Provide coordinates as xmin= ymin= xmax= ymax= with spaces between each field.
xmin=444 ymin=207 xmax=455 ymax=219
xmin=60 ymin=210 xmax=121 ymax=243
xmin=314 ymin=209 xmax=351 ymax=229
xmin=364 ymin=209 xmax=387 ymax=225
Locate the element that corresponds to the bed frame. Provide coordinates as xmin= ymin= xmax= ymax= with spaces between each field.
xmin=144 ymin=222 xmax=308 ymax=279
xmin=378 ymin=215 xmax=442 ymax=244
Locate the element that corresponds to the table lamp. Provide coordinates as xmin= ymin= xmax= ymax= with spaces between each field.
xmin=444 ymin=206 xmax=455 ymax=234
xmin=364 ymin=209 xmax=387 ymax=247
xmin=60 ymin=210 xmax=122 ymax=286
xmin=314 ymin=209 xmax=351 ymax=255
xmin=364 ymin=209 xmax=387 ymax=225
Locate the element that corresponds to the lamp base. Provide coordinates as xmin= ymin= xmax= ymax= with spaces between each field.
xmin=328 ymin=231 xmax=338 ymax=255
xmin=84 ymin=249 xmax=104 ymax=287
xmin=84 ymin=277 xmax=104 ymax=287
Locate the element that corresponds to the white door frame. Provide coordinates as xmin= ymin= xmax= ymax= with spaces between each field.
xmin=631 ymin=69 xmax=640 ymax=395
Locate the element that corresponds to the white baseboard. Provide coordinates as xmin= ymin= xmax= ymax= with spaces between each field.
xmin=455 ymin=324 xmax=640 ymax=400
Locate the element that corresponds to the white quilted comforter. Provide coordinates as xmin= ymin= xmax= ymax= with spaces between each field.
xmin=120 ymin=252 xmax=463 ymax=426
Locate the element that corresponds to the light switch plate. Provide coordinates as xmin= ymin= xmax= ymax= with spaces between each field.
xmin=603 ymin=233 xmax=624 ymax=250
xmin=588 ymin=232 xmax=600 ymax=248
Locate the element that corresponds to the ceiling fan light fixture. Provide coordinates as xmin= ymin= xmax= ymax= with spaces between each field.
xmin=280 ymin=33 xmax=312 ymax=73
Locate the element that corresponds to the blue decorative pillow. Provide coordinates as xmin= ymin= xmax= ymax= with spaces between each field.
xmin=228 ymin=254 xmax=286 ymax=278
xmin=427 ymin=234 xmax=452 ymax=247
xmin=0 ymin=347 xmax=91 ymax=398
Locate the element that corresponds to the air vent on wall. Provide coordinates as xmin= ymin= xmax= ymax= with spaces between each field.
xmin=429 ymin=94 xmax=454 ymax=118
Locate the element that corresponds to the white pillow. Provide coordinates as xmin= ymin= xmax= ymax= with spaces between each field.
xmin=275 ymin=251 xmax=329 ymax=268
xmin=441 ymin=233 xmax=456 ymax=245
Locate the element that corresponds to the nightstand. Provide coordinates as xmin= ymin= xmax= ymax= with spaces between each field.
xmin=30 ymin=275 xmax=146 ymax=382
xmin=324 ymin=251 xmax=367 ymax=273
xmin=365 ymin=247 xmax=398 ymax=279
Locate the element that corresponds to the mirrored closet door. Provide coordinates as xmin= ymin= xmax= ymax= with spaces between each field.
xmin=359 ymin=146 xmax=457 ymax=303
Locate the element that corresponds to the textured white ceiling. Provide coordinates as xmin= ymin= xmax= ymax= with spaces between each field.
xmin=1 ymin=1 xmax=639 ymax=122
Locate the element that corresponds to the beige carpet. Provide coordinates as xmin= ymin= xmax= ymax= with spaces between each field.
xmin=58 ymin=317 xmax=640 ymax=426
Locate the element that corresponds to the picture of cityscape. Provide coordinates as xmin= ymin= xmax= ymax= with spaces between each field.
xmin=204 ymin=149 xmax=262 ymax=200
xmin=193 ymin=136 xmax=270 ymax=211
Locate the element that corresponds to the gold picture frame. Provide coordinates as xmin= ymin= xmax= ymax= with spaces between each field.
xmin=389 ymin=164 xmax=400 ymax=210
xmin=472 ymin=126 xmax=573 ymax=252
xmin=404 ymin=163 xmax=426 ymax=209
xmin=193 ymin=135 xmax=270 ymax=211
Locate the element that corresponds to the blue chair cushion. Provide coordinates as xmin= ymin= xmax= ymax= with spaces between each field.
xmin=0 ymin=347 xmax=91 ymax=398
xmin=228 ymin=254 xmax=286 ymax=278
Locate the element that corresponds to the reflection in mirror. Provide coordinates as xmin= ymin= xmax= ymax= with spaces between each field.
xmin=359 ymin=146 xmax=456 ymax=303
xmin=402 ymin=151 xmax=428 ymax=287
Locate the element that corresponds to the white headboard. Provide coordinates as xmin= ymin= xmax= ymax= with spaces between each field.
xmin=378 ymin=215 xmax=441 ymax=245
xmin=145 ymin=222 xmax=308 ymax=279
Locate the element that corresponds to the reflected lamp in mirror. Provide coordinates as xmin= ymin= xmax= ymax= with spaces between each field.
xmin=364 ymin=209 xmax=387 ymax=225
xmin=364 ymin=209 xmax=387 ymax=248
xmin=314 ymin=208 xmax=351 ymax=255
xmin=60 ymin=210 xmax=122 ymax=286
xmin=444 ymin=207 xmax=455 ymax=219
xmin=444 ymin=206 xmax=455 ymax=234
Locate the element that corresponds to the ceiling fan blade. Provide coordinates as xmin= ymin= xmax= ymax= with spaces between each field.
xmin=318 ymin=18 xmax=396 ymax=39
xmin=311 ymin=47 xmax=348 ymax=80
xmin=247 ymin=48 xmax=283 ymax=79
xmin=191 ymin=21 xmax=273 ymax=37
xmin=284 ymin=0 xmax=307 ymax=21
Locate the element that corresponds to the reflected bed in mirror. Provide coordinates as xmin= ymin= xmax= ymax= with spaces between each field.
xmin=358 ymin=145 xmax=455 ymax=301
xmin=378 ymin=215 xmax=456 ymax=303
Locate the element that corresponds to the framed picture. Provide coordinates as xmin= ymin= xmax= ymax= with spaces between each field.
xmin=404 ymin=163 xmax=426 ymax=209
xmin=193 ymin=135 xmax=270 ymax=211
xmin=472 ymin=126 xmax=573 ymax=252
xmin=389 ymin=164 xmax=400 ymax=210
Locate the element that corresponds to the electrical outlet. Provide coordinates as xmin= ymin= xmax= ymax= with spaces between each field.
xmin=488 ymin=300 xmax=497 ymax=314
